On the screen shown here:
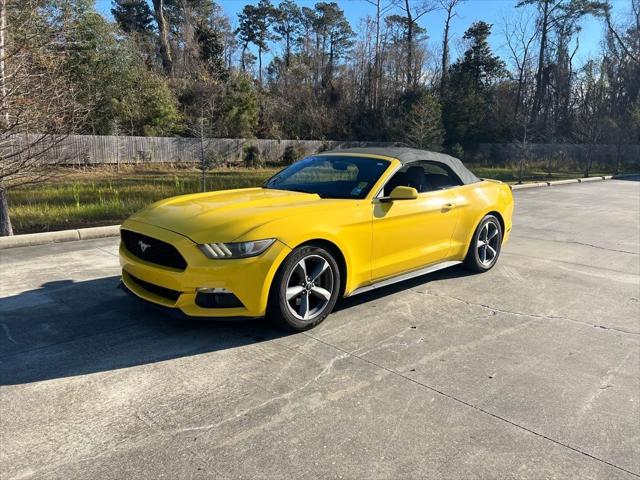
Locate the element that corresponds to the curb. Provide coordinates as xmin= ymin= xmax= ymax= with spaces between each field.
xmin=546 ymin=179 xmax=580 ymax=186
xmin=578 ymin=176 xmax=605 ymax=183
xmin=1 ymin=174 xmax=637 ymax=250
xmin=0 ymin=225 xmax=120 ymax=250
xmin=510 ymin=174 xmax=637 ymax=191
xmin=77 ymin=225 xmax=121 ymax=240
xmin=511 ymin=181 xmax=551 ymax=189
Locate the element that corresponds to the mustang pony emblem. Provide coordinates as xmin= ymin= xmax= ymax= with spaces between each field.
xmin=137 ymin=240 xmax=151 ymax=253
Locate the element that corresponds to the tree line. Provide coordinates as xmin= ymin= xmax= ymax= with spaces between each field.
xmin=4 ymin=0 xmax=639 ymax=145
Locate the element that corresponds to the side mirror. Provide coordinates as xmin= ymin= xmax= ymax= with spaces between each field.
xmin=386 ymin=186 xmax=419 ymax=201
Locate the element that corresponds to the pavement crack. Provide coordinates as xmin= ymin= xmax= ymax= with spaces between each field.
xmin=175 ymin=352 xmax=349 ymax=435
xmin=374 ymin=389 xmax=416 ymax=474
xmin=502 ymin=251 xmax=638 ymax=276
xmin=517 ymin=236 xmax=638 ymax=256
xmin=578 ymin=350 xmax=635 ymax=416
xmin=302 ymin=333 xmax=640 ymax=479
xmin=96 ymin=247 xmax=119 ymax=258
xmin=410 ymin=290 xmax=640 ymax=336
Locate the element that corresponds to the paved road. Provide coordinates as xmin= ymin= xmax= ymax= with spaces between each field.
xmin=1 ymin=179 xmax=639 ymax=479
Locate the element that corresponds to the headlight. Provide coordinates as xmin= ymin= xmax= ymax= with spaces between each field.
xmin=198 ymin=238 xmax=276 ymax=259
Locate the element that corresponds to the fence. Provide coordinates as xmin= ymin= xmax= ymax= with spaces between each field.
xmin=3 ymin=134 xmax=639 ymax=171
xmin=3 ymin=135 xmax=394 ymax=166
xmin=469 ymin=143 xmax=639 ymax=172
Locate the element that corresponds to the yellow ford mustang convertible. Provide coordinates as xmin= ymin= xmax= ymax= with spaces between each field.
xmin=120 ymin=147 xmax=514 ymax=330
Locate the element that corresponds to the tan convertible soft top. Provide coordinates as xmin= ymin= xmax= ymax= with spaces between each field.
xmin=321 ymin=147 xmax=480 ymax=185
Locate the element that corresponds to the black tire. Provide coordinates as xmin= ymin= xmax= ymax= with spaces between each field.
xmin=268 ymin=245 xmax=341 ymax=331
xmin=464 ymin=214 xmax=503 ymax=272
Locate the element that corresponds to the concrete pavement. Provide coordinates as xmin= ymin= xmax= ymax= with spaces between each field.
xmin=1 ymin=178 xmax=639 ymax=479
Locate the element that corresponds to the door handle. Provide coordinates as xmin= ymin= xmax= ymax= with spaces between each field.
xmin=443 ymin=203 xmax=456 ymax=210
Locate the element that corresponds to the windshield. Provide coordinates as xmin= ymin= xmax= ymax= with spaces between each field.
xmin=264 ymin=155 xmax=390 ymax=199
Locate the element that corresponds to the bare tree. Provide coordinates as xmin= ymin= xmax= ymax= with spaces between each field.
xmin=364 ymin=0 xmax=394 ymax=109
xmin=518 ymin=0 xmax=610 ymax=129
xmin=518 ymin=0 xmax=554 ymax=123
xmin=190 ymin=99 xmax=221 ymax=193
xmin=502 ymin=9 xmax=538 ymax=118
xmin=0 ymin=0 xmax=8 ymax=130
xmin=396 ymin=0 xmax=437 ymax=88
xmin=0 ymin=0 xmax=86 ymax=236
xmin=0 ymin=0 xmax=8 ymax=235
xmin=574 ymin=60 xmax=607 ymax=177
xmin=604 ymin=0 xmax=639 ymax=64
xmin=405 ymin=93 xmax=444 ymax=148
xmin=152 ymin=0 xmax=173 ymax=74
xmin=438 ymin=0 xmax=465 ymax=95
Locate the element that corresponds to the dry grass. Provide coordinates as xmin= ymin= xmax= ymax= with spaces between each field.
xmin=8 ymin=165 xmax=277 ymax=234
xmin=7 ymin=163 xmax=609 ymax=234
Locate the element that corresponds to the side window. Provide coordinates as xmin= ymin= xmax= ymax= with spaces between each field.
xmin=383 ymin=161 xmax=463 ymax=196
xmin=421 ymin=162 xmax=463 ymax=190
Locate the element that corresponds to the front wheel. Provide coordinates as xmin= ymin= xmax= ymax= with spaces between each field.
xmin=268 ymin=245 xmax=341 ymax=331
xmin=464 ymin=214 xmax=503 ymax=272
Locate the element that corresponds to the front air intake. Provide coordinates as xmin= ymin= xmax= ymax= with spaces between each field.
xmin=127 ymin=273 xmax=181 ymax=302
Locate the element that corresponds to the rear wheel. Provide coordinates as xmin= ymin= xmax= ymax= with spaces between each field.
xmin=268 ymin=245 xmax=341 ymax=331
xmin=464 ymin=215 xmax=502 ymax=272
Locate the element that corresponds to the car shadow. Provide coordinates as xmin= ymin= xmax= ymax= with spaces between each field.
xmin=0 ymin=265 xmax=472 ymax=386
xmin=0 ymin=277 xmax=290 ymax=386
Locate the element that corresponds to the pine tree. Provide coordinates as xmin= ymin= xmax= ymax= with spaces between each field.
xmin=111 ymin=0 xmax=153 ymax=34
xmin=236 ymin=0 xmax=276 ymax=86
xmin=272 ymin=0 xmax=302 ymax=68
xmin=443 ymin=21 xmax=506 ymax=146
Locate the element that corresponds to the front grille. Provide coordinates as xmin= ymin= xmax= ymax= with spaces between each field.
xmin=128 ymin=273 xmax=181 ymax=302
xmin=121 ymin=229 xmax=187 ymax=271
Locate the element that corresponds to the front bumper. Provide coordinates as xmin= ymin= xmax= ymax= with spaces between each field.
xmin=119 ymin=220 xmax=291 ymax=318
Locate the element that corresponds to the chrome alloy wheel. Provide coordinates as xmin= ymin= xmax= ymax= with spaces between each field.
xmin=285 ymin=254 xmax=334 ymax=321
xmin=477 ymin=220 xmax=500 ymax=266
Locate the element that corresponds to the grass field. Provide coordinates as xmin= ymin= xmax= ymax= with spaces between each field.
xmin=7 ymin=164 xmax=610 ymax=234
xmin=8 ymin=166 xmax=277 ymax=234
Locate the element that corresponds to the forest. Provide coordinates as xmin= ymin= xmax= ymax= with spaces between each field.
xmin=1 ymin=0 xmax=638 ymax=151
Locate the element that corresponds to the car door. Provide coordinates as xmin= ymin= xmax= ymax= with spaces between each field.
xmin=370 ymin=161 xmax=462 ymax=281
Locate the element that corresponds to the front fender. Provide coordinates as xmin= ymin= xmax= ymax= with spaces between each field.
xmin=236 ymin=205 xmax=373 ymax=298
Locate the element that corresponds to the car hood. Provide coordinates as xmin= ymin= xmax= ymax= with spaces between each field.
xmin=128 ymin=187 xmax=347 ymax=244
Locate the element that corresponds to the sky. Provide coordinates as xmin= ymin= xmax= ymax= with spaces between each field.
xmin=96 ymin=0 xmax=631 ymax=67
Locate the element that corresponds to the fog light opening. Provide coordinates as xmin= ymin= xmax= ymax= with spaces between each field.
xmin=195 ymin=289 xmax=243 ymax=309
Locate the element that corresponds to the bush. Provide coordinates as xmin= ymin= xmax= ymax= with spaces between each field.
xmin=243 ymin=145 xmax=263 ymax=168
xmin=282 ymin=144 xmax=304 ymax=165
xmin=198 ymin=151 xmax=222 ymax=172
